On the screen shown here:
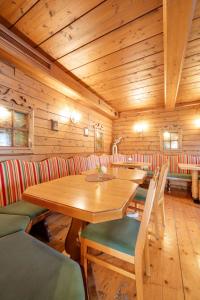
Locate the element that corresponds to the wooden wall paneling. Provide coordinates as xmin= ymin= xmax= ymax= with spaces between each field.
xmin=13 ymin=0 xmax=104 ymax=45
xmin=113 ymin=106 xmax=200 ymax=154
xmin=58 ymin=7 xmax=163 ymax=70
xmin=0 ymin=59 xmax=112 ymax=161
xmin=40 ymin=0 xmax=162 ymax=58
xmin=0 ymin=25 xmax=117 ymax=118
xmin=0 ymin=0 xmax=38 ymax=25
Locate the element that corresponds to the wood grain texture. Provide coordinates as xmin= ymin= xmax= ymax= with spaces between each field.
xmin=23 ymin=175 xmax=138 ymax=223
xmin=0 ymin=59 xmax=112 ymax=161
xmin=113 ymin=106 xmax=200 ymax=154
xmin=47 ymin=191 xmax=200 ymax=300
xmin=163 ymin=0 xmax=197 ymax=109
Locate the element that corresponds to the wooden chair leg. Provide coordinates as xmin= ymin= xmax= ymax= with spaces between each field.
xmin=135 ymin=258 xmax=144 ymax=300
xmin=161 ymin=201 xmax=166 ymax=228
xmin=81 ymin=238 xmax=88 ymax=281
xmin=144 ymin=239 xmax=151 ymax=277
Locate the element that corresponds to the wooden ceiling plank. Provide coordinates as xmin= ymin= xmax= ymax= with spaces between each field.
xmin=71 ymin=33 xmax=163 ymax=77
xmin=80 ymin=52 xmax=163 ymax=86
xmin=91 ymin=64 xmax=164 ymax=92
xmin=58 ymin=7 xmax=163 ymax=69
xmin=40 ymin=0 xmax=161 ymax=58
xmin=0 ymin=0 xmax=38 ymax=25
xmin=163 ymin=0 xmax=197 ymax=109
xmin=0 ymin=24 xmax=117 ymax=119
xmin=13 ymin=0 xmax=104 ymax=45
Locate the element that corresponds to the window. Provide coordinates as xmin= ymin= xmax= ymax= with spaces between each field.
xmin=0 ymin=104 xmax=33 ymax=153
xmin=161 ymin=127 xmax=182 ymax=151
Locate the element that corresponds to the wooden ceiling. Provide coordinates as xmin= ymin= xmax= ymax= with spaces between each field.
xmin=0 ymin=0 xmax=199 ymax=113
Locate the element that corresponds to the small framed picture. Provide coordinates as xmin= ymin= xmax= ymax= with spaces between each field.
xmin=83 ymin=127 xmax=89 ymax=137
xmin=51 ymin=120 xmax=58 ymax=131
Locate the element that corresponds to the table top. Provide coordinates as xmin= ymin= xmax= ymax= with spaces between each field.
xmin=82 ymin=167 xmax=146 ymax=184
xmin=178 ymin=163 xmax=200 ymax=171
xmin=111 ymin=161 xmax=151 ymax=169
xmin=22 ymin=175 xmax=138 ymax=223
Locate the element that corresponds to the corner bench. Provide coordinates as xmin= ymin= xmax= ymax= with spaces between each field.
xmin=0 ymin=231 xmax=85 ymax=300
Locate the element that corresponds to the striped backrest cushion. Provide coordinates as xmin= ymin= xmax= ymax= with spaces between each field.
xmin=99 ymin=155 xmax=111 ymax=167
xmin=39 ymin=157 xmax=60 ymax=182
xmin=17 ymin=160 xmax=40 ymax=189
xmin=67 ymin=158 xmax=76 ymax=175
xmin=73 ymin=156 xmax=88 ymax=174
xmin=57 ymin=157 xmax=69 ymax=177
xmin=87 ymin=155 xmax=100 ymax=170
xmin=0 ymin=160 xmax=22 ymax=207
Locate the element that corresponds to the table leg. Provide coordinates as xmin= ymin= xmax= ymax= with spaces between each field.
xmin=191 ymin=170 xmax=200 ymax=203
xmin=65 ymin=218 xmax=86 ymax=261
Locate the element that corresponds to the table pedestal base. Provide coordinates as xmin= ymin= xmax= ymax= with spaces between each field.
xmin=65 ymin=218 xmax=86 ymax=261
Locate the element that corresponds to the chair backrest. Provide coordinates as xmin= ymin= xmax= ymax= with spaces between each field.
xmin=155 ymin=161 xmax=169 ymax=206
xmin=135 ymin=178 xmax=156 ymax=257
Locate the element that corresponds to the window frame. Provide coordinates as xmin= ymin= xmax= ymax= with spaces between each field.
xmin=0 ymin=101 xmax=34 ymax=155
xmin=160 ymin=126 xmax=182 ymax=152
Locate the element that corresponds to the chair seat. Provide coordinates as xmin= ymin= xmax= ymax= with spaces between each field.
xmin=81 ymin=216 xmax=140 ymax=256
xmin=0 ymin=200 xmax=48 ymax=219
xmin=167 ymin=172 xmax=193 ymax=180
xmin=0 ymin=232 xmax=85 ymax=300
xmin=133 ymin=187 xmax=147 ymax=202
xmin=0 ymin=214 xmax=30 ymax=238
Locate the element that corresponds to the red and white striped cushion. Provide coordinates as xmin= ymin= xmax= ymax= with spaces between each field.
xmin=39 ymin=157 xmax=60 ymax=182
xmin=0 ymin=160 xmax=22 ymax=207
xmin=87 ymin=155 xmax=100 ymax=170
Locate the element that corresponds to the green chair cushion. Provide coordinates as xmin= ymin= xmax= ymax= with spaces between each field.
xmin=0 ymin=232 xmax=85 ymax=300
xmin=167 ymin=173 xmax=192 ymax=180
xmin=0 ymin=214 xmax=30 ymax=238
xmin=134 ymin=187 xmax=147 ymax=202
xmin=0 ymin=200 xmax=48 ymax=219
xmin=147 ymin=170 xmax=154 ymax=177
xmin=81 ymin=216 xmax=140 ymax=256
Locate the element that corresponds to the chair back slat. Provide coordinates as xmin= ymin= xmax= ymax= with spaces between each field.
xmin=135 ymin=179 xmax=156 ymax=257
xmin=155 ymin=161 xmax=169 ymax=206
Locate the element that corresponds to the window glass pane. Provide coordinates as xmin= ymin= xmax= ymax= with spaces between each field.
xmin=164 ymin=141 xmax=170 ymax=149
xmin=0 ymin=107 xmax=12 ymax=127
xmin=163 ymin=131 xmax=171 ymax=141
xmin=171 ymin=141 xmax=179 ymax=149
xmin=14 ymin=130 xmax=28 ymax=147
xmin=0 ymin=129 xmax=12 ymax=146
xmin=13 ymin=111 xmax=28 ymax=129
xmin=171 ymin=132 xmax=179 ymax=141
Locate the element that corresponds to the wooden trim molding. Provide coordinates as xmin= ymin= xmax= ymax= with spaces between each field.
xmin=0 ymin=24 xmax=118 ymax=119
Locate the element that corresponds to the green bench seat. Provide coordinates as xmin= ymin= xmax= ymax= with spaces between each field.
xmin=134 ymin=187 xmax=147 ymax=202
xmin=0 ymin=214 xmax=30 ymax=238
xmin=0 ymin=231 xmax=85 ymax=300
xmin=0 ymin=200 xmax=48 ymax=220
xmin=81 ymin=216 xmax=140 ymax=256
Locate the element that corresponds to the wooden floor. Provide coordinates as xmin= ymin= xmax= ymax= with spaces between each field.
xmin=46 ymin=190 xmax=200 ymax=300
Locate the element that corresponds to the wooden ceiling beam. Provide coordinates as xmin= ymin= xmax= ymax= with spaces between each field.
xmin=0 ymin=24 xmax=117 ymax=119
xmin=163 ymin=0 xmax=197 ymax=109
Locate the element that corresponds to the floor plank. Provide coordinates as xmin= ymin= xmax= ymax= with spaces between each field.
xmin=45 ymin=191 xmax=200 ymax=300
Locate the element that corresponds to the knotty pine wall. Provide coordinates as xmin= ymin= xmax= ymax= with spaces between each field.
xmin=113 ymin=108 xmax=200 ymax=154
xmin=0 ymin=59 xmax=112 ymax=161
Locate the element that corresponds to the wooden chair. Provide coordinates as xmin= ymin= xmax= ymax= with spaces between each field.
xmin=80 ymin=179 xmax=157 ymax=300
xmin=128 ymin=162 xmax=169 ymax=239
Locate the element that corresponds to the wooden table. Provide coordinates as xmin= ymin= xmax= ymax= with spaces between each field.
xmin=22 ymin=175 xmax=138 ymax=260
xmin=178 ymin=163 xmax=200 ymax=202
xmin=111 ymin=161 xmax=151 ymax=170
xmin=82 ymin=167 xmax=147 ymax=184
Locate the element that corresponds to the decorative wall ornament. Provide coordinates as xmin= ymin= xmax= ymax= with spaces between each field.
xmin=112 ymin=137 xmax=123 ymax=155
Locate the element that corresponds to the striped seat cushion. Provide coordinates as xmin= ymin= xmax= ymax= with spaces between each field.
xmin=99 ymin=155 xmax=111 ymax=167
xmin=57 ymin=157 xmax=69 ymax=177
xmin=67 ymin=158 xmax=76 ymax=175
